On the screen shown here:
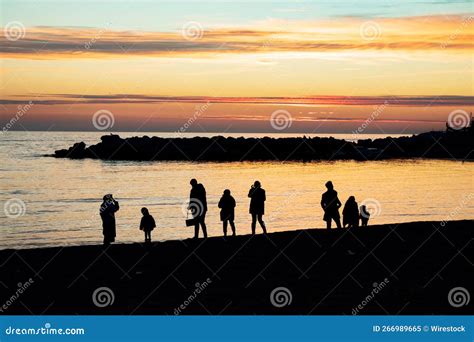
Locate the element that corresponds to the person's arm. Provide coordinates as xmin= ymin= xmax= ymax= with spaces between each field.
xmin=262 ymin=189 xmax=266 ymax=202
xmin=188 ymin=190 xmax=193 ymax=209
xmin=321 ymin=195 xmax=326 ymax=210
xmin=114 ymin=200 xmax=120 ymax=212
xmin=139 ymin=217 xmax=144 ymax=230
xmin=218 ymin=198 xmax=223 ymax=208
xmin=248 ymin=187 xmax=253 ymax=198
xmin=151 ymin=216 xmax=156 ymax=229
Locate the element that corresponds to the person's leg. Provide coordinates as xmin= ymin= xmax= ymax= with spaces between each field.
xmin=229 ymin=220 xmax=236 ymax=236
xmin=257 ymin=214 xmax=267 ymax=234
xmin=326 ymin=219 xmax=332 ymax=229
xmin=223 ymin=220 xmax=228 ymax=237
xmin=251 ymin=214 xmax=257 ymax=234
xmin=335 ymin=217 xmax=342 ymax=229
xmin=201 ymin=214 xmax=207 ymax=238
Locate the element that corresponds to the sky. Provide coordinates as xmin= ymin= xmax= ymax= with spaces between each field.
xmin=0 ymin=0 xmax=473 ymax=133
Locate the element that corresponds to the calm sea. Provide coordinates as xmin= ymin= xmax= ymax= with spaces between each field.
xmin=0 ymin=131 xmax=472 ymax=250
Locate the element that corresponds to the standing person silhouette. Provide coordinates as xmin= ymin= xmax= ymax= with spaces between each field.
xmin=139 ymin=207 xmax=156 ymax=243
xmin=359 ymin=205 xmax=371 ymax=226
xmin=320 ymin=181 xmax=342 ymax=229
xmin=248 ymin=180 xmax=267 ymax=234
xmin=100 ymin=194 xmax=119 ymax=245
xmin=189 ymin=179 xmax=208 ymax=239
xmin=342 ymin=196 xmax=359 ymax=228
xmin=218 ymin=189 xmax=236 ymax=237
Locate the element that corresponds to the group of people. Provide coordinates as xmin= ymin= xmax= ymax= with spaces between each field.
xmin=321 ymin=181 xmax=371 ymax=229
xmin=184 ymin=179 xmax=267 ymax=240
xmin=99 ymin=180 xmax=370 ymax=245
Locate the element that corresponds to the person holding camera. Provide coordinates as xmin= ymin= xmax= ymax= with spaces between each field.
xmin=100 ymin=194 xmax=120 ymax=245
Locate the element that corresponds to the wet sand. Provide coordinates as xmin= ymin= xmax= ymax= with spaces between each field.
xmin=0 ymin=220 xmax=472 ymax=315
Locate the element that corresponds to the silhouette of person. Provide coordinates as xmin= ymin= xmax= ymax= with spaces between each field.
xmin=218 ymin=189 xmax=236 ymax=237
xmin=139 ymin=207 xmax=156 ymax=243
xmin=343 ymin=196 xmax=359 ymax=228
xmin=189 ymin=179 xmax=208 ymax=239
xmin=248 ymin=181 xmax=267 ymax=234
xmin=360 ymin=205 xmax=370 ymax=226
xmin=100 ymin=194 xmax=119 ymax=245
xmin=321 ymin=181 xmax=342 ymax=229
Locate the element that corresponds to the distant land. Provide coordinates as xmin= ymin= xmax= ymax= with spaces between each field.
xmin=53 ymin=129 xmax=473 ymax=161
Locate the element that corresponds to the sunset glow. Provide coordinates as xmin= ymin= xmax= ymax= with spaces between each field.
xmin=1 ymin=1 xmax=473 ymax=132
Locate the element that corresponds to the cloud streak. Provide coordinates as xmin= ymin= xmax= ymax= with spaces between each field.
xmin=1 ymin=14 xmax=472 ymax=59
xmin=2 ymin=94 xmax=473 ymax=106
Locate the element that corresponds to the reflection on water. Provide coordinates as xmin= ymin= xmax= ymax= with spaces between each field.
xmin=0 ymin=131 xmax=472 ymax=249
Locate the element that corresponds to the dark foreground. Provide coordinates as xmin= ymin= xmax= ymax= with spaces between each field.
xmin=0 ymin=220 xmax=472 ymax=315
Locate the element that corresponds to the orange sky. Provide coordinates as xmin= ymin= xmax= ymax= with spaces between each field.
xmin=1 ymin=13 xmax=473 ymax=133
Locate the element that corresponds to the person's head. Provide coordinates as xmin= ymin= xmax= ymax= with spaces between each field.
xmin=360 ymin=205 xmax=367 ymax=212
xmin=223 ymin=189 xmax=231 ymax=196
xmin=103 ymin=194 xmax=113 ymax=201
xmin=325 ymin=181 xmax=333 ymax=190
xmin=141 ymin=207 xmax=149 ymax=215
xmin=190 ymin=178 xmax=198 ymax=187
xmin=348 ymin=196 xmax=355 ymax=202
xmin=253 ymin=180 xmax=261 ymax=188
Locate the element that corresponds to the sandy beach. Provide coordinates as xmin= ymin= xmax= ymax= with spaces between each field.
xmin=0 ymin=220 xmax=472 ymax=315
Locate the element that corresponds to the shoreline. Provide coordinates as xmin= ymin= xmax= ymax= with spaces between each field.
xmin=0 ymin=218 xmax=470 ymax=252
xmin=0 ymin=220 xmax=472 ymax=315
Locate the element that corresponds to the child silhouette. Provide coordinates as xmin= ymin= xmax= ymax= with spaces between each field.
xmin=140 ymin=207 xmax=156 ymax=243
